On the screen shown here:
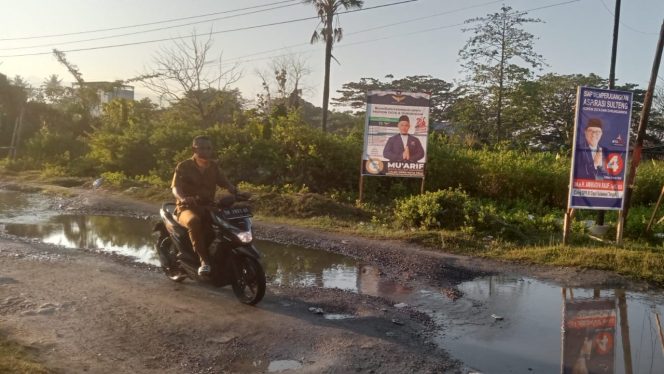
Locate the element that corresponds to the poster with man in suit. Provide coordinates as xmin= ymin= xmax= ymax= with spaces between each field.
xmin=568 ymin=87 xmax=633 ymax=210
xmin=361 ymin=90 xmax=430 ymax=178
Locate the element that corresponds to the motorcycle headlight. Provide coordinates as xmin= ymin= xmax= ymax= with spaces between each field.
xmin=236 ymin=231 xmax=253 ymax=243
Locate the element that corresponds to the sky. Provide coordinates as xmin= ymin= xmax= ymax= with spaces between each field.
xmin=0 ymin=0 xmax=662 ymax=108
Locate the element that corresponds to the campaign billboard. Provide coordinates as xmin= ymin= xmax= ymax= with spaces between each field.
xmin=568 ymin=87 xmax=633 ymax=210
xmin=361 ymin=90 xmax=431 ymax=178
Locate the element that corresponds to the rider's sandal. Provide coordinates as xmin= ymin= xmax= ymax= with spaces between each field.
xmin=198 ymin=264 xmax=211 ymax=276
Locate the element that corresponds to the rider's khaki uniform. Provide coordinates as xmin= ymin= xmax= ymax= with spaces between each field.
xmin=171 ymin=157 xmax=234 ymax=263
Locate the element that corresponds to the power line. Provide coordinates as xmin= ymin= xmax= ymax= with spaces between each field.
xmin=0 ymin=2 xmax=301 ymax=51
xmin=212 ymin=0 xmax=504 ymax=65
xmin=347 ymin=0 xmax=502 ymax=36
xmin=598 ymin=0 xmax=659 ymax=35
xmin=0 ymin=0 xmax=418 ymax=58
xmin=0 ymin=0 xmax=300 ymax=41
xmin=220 ymin=0 xmax=580 ymax=67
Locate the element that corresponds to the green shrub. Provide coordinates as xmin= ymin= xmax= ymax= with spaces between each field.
xmin=100 ymin=171 xmax=130 ymax=189
xmin=632 ymin=160 xmax=664 ymax=205
xmin=0 ymin=158 xmax=37 ymax=172
xmin=394 ymin=188 xmax=472 ymax=230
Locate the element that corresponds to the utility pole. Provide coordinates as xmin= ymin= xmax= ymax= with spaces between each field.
xmin=597 ymin=0 xmax=622 ymax=226
xmin=622 ymin=20 xmax=664 ymax=222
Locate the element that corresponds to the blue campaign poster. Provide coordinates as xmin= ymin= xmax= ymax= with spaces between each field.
xmin=568 ymin=87 xmax=633 ymax=210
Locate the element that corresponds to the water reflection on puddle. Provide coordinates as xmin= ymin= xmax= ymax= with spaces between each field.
xmin=2 ymin=215 xmax=159 ymax=265
xmin=416 ymin=276 xmax=664 ymax=373
xmin=0 ymin=209 xmax=405 ymax=298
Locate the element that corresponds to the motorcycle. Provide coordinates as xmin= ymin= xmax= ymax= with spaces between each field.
xmin=153 ymin=193 xmax=266 ymax=305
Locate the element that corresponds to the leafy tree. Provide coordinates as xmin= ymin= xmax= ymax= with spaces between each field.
xmin=459 ymin=6 xmax=544 ymax=141
xmin=87 ymin=99 xmax=158 ymax=176
xmin=0 ymin=73 xmax=28 ymax=155
xmin=303 ymin=0 xmax=363 ymax=132
xmin=333 ymin=74 xmax=459 ymax=123
xmin=40 ymin=74 xmax=67 ymax=104
xmin=509 ymin=73 xmax=606 ymax=151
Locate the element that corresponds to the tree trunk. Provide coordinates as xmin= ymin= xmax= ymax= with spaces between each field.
xmin=497 ymin=17 xmax=506 ymax=142
xmin=322 ymin=15 xmax=334 ymax=133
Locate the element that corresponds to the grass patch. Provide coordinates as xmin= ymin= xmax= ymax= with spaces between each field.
xmin=480 ymin=244 xmax=664 ymax=284
xmin=0 ymin=335 xmax=51 ymax=374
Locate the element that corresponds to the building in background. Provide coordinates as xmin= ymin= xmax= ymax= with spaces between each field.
xmin=73 ymin=82 xmax=134 ymax=117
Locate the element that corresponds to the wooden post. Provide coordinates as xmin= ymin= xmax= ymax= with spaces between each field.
xmin=623 ymin=20 xmax=664 ymax=222
xmin=358 ymin=175 xmax=365 ymax=204
xmin=646 ymin=185 xmax=664 ymax=233
xmin=562 ymin=208 xmax=575 ymax=245
xmin=12 ymin=107 xmax=25 ymax=160
xmin=8 ymin=116 xmax=19 ymax=159
xmin=616 ymin=210 xmax=624 ymax=244
xmin=420 ymin=176 xmax=425 ymax=194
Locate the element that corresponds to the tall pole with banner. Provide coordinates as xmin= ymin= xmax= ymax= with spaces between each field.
xmin=563 ymin=87 xmax=633 ymax=244
xmin=358 ymin=90 xmax=431 ymax=202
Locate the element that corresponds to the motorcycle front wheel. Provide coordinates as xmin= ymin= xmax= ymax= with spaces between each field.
xmin=231 ymin=255 xmax=266 ymax=305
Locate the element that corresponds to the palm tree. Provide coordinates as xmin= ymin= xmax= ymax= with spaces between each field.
xmin=303 ymin=0 xmax=363 ymax=132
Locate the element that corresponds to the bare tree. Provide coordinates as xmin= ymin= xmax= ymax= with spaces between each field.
xmin=140 ymin=31 xmax=242 ymax=126
xmin=256 ymin=53 xmax=312 ymax=110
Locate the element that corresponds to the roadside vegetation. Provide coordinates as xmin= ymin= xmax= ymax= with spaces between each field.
xmin=0 ymin=335 xmax=51 ymax=374
xmin=1 ymin=5 xmax=664 ymax=285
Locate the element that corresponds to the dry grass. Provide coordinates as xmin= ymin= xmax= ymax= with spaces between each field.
xmin=0 ymin=337 xmax=51 ymax=374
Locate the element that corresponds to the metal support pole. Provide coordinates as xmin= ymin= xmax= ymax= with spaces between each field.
xmin=598 ymin=0 xmax=622 ymax=226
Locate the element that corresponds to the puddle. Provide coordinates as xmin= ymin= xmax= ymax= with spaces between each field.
xmin=2 ymin=190 xmax=663 ymax=372
xmin=396 ymin=276 xmax=664 ymax=373
xmin=260 ymin=240 xmax=409 ymax=297
xmin=0 ymin=192 xmax=403 ymax=297
xmin=0 ymin=190 xmax=56 ymax=224
xmin=2 ymin=215 xmax=160 ymax=265
xmin=267 ymin=360 xmax=303 ymax=372
xmin=323 ymin=313 xmax=355 ymax=320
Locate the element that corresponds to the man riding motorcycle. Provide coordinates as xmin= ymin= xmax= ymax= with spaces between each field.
xmin=171 ymin=135 xmax=237 ymax=276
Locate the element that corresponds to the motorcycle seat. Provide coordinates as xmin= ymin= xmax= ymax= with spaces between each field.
xmin=161 ymin=203 xmax=188 ymax=236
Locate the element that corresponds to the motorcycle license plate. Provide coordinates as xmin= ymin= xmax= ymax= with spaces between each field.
xmin=222 ymin=207 xmax=252 ymax=219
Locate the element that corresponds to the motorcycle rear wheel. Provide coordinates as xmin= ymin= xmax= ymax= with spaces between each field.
xmin=231 ymin=256 xmax=266 ymax=305
xmin=157 ymin=237 xmax=186 ymax=283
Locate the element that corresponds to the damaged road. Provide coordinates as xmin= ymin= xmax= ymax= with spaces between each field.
xmin=0 ymin=185 xmax=658 ymax=373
